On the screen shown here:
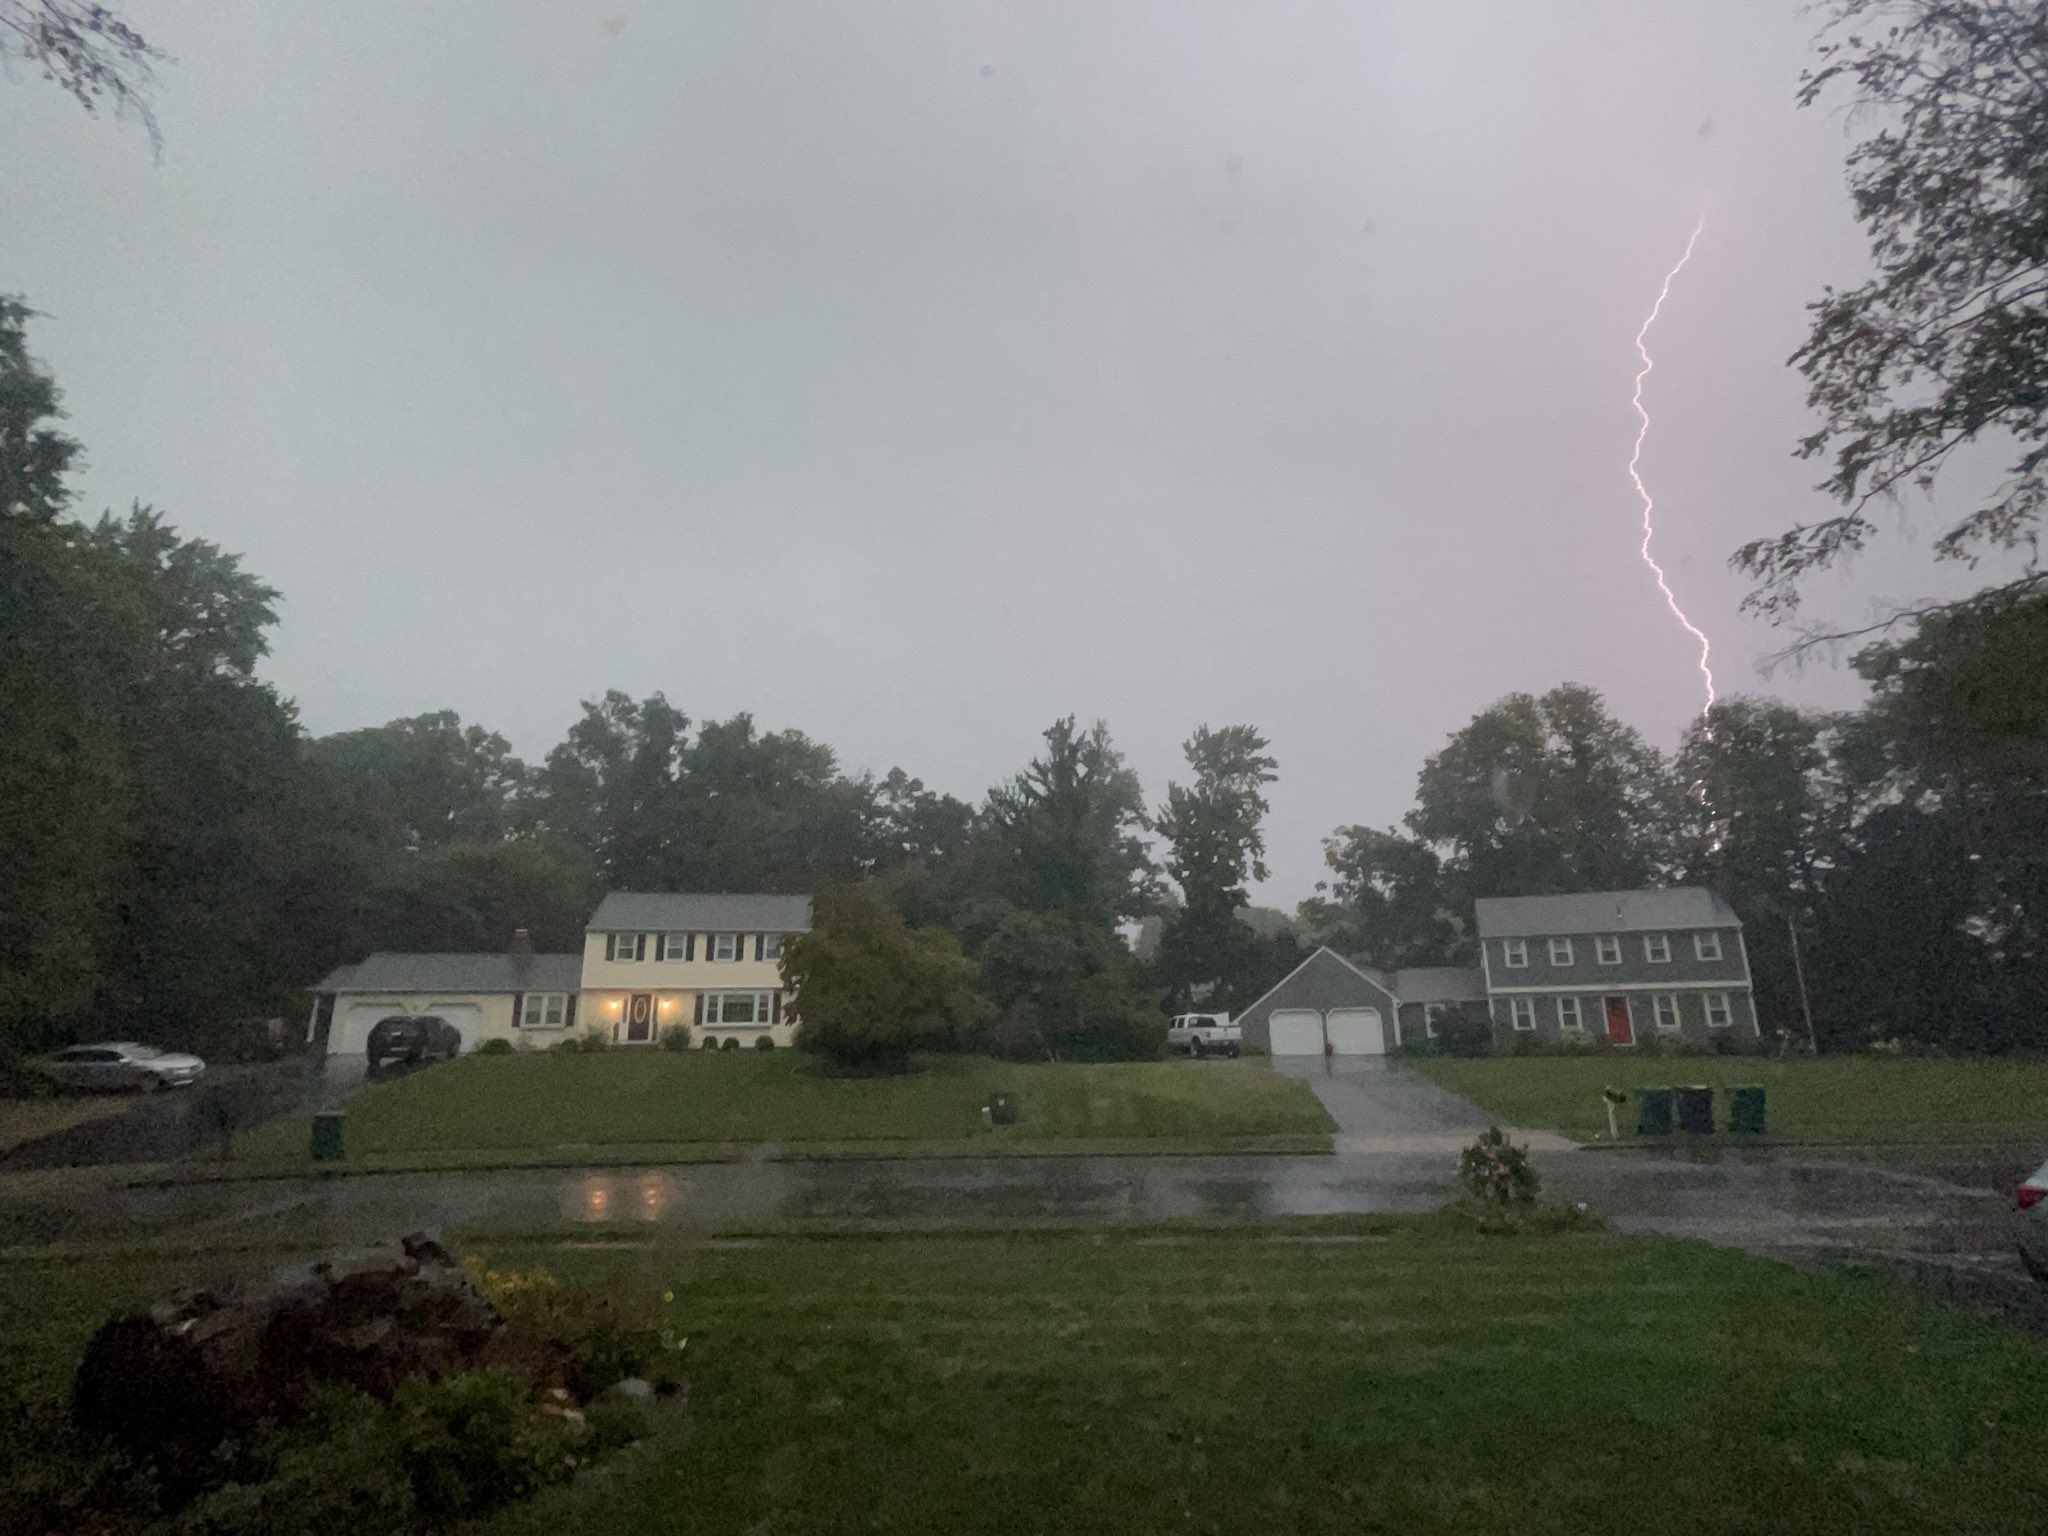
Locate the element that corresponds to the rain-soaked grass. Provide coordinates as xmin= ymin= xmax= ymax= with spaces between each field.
xmin=235 ymin=1052 xmax=1334 ymax=1166
xmin=6 ymin=1221 xmax=2046 ymax=1534
xmin=1411 ymin=1054 xmax=2048 ymax=1144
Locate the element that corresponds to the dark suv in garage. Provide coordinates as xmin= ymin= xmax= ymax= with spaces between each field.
xmin=365 ymin=1015 xmax=464 ymax=1073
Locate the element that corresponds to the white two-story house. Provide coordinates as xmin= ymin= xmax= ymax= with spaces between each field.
xmin=308 ymin=891 xmax=812 ymax=1055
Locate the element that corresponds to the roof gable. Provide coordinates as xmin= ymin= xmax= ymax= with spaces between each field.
xmin=1236 ymin=946 xmax=1399 ymax=1019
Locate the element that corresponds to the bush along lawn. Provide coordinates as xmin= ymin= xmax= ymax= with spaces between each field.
xmin=1408 ymin=1053 xmax=2048 ymax=1144
xmin=1 ymin=1238 xmax=684 ymax=1536
xmin=232 ymin=1051 xmax=1336 ymax=1168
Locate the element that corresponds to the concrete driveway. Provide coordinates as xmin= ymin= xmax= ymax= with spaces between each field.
xmin=1266 ymin=1055 xmax=1575 ymax=1154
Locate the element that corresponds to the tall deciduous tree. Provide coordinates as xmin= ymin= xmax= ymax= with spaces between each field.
xmin=1737 ymin=0 xmax=2048 ymax=628
xmin=1153 ymin=725 xmax=1278 ymax=1006
xmin=783 ymin=884 xmax=989 ymax=1073
xmin=309 ymin=711 xmax=531 ymax=853
xmin=1408 ymin=684 xmax=1679 ymax=899
xmin=1297 ymin=826 xmax=1467 ymax=967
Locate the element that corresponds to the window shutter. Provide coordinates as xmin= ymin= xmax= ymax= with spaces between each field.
xmin=693 ymin=993 xmax=706 ymax=1026
xmin=511 ymin=991 xmax=524 ymax=1028
xmin=605 ymin=933 xmax=616 ymax=962
xmin=656 ymin=933 xmax=668 ymax=962
xmin=634 ymin=933 xmax=647 ymax=961
xmin=565 ymin=994 xmax=578 ymax=1029
xmin=771 ymin=991 xmax=782 ymax=1024
xmin=687 ymin=933 xmax=697 ymax=961
xmin=754 ymin=933 xmax=764 ymax=962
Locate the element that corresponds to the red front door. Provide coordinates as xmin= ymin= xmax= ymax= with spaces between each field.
xmin=1604 ymin=996 xmax=1634 ymax=1046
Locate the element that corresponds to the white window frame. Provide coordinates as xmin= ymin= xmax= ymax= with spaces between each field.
xmin=712 ymin=933 xmax=739 ymax=963
xmin=1705 ymin=992 xmax=1733 ymax=1028
xmin=1653 ymin=993 xmax=1681 ymax=1031
xmin=1595 ymin=935 xmax=1621 ymax=966
xmin=761 ymin=932 xmax=785 ymax=961
xmin=1423 ymin=1003 xmax=1447 ymax=1038
xmin=1547 ymin=937 xmax=1574 ymax=966
xmin=1556 ymin=996 xmax=1584 ymax=1032
xmin=1643 ymin=933 xmax=1672 ymax=964
xmin=1694 ymin=931 xmax=1724 ymax=962
xmin=661 ymin=932 xmax=692 ymax=962
xmin=1509 ymin=997 xmax=1536 ymax=1031
xmin=520 ymin=992 xmax=568 ymax=1029
xmin=704 ymin=990 xmax=774 ymax=1026
xmin=1503 ymin=938 xmax=1529 ymax=969
xmin=612 ymin=932 xmax=643 ymax=963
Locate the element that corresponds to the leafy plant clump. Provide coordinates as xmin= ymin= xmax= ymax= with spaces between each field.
xmin=474 ymin=1038 xmax=514 ymax=1056
xmin=1459 ymin=1126 xmax=1538 ymax=1207
xmin=660 ymin=1024 xmax=691 ymax=1052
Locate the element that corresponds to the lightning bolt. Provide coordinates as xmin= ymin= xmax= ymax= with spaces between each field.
xmin=1628 ymin=216 xmax=1715 ymax=714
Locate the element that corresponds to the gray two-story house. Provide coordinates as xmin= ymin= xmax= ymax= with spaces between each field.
xmin=1473 ymin=888 xmax=1756 ymax=1047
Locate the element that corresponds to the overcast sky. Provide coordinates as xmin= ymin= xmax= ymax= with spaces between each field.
xmin=1 ymin=1 xmax=2022 ymax=905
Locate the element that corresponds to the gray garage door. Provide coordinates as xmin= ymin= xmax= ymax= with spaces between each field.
xmin=1268 ymin=1009 xmax=1324 ymax=1055
xmin=1324 ymin=1007 xmax=1386 ymax=1055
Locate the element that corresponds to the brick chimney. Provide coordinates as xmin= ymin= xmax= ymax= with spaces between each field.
xmin=510 ymin=928 xmax=534 ymax=955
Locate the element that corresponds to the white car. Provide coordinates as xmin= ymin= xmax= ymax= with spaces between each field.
xmin=36 ymin=1041 xmax=207 ymax=1093
xmin=1166 ymin=1013 xmax=1241 ymax=1059
xmin=2019 ymin=1156 xmax=2048 ymax=1284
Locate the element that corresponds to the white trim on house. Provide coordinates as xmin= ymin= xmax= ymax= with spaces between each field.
xmin=1547 ymin=937 xmax=1574 ymax=966
xmin=1485 ymin=980 xmax=1751 ymax=994
xmin=1653 ymin=993 xmax=1681 ymax=1031
xmin=1706 ymin=992 xmax=1733 ymax=1028
xmin=1694 ymin=932 xmax=1723 ymax=961
xmin=711 ymin=933 xmax=740 ymax=962
xmin=1595 ymin=935 xmax=1621 ymax=965
xmin=1509 ymin=997 xmax=1537 ymax=1031
xmin=1643 ymin=933 xmax=1672 ymax=963
xmin=1556 ymin=995 xmax=1584 ymax=1031
xmin=518 ymin=992 xmax=569 ymax=1029
xmin=1502 ymin=938 xmax=1529 ymax=968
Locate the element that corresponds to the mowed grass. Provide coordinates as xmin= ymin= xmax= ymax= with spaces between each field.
xmin=7 ymin=1225 xmax=2048 ymax=1534
xmin=236 ymin=1052 xmax=1335 ymax=1163
xmin=1410 ymin=1054 xmax=2048 ymax=1144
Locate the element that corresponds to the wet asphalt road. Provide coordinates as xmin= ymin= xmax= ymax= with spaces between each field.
xmin=2 ymin=1057 xmax=2040 ymax=1324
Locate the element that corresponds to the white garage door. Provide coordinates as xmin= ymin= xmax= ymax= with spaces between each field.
xmin=1324 ymin=1007 xmax=1386 ymax=1056
xmin=332 ymin=1001 xmax=486 ymax=1054
xmin=1268 ymin=1009 xmax=1324 ymax=1055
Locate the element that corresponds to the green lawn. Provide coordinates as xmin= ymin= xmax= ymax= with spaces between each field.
xmin=1411 ymin=1054 xmax=2048 ymax=1144
xmin=10 ymin=1223 xmax=2044 ymax=1536
xmin=235 ymin=1052 xmax=1335 ymax=1166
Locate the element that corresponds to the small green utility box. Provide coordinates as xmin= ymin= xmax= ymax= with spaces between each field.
xmin=1675 ymin=1085 xmax=1715 ymax=1134
xmin=1728 ymin=1086 xmax=1767 ymax=1135
xmin=310 ymin=1110 xmax=346 ymax=1161
xmin=1636 ymin=1087 xmax=1675 ymax=1136
xmin=990 ymin=1092 xmax=1020 ymax=1127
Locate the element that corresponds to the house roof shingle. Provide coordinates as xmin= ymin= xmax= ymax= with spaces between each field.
xmin=310 ymin=952 xmax=583 ymax=995
xmin=587 ymin=891 xmax=813 ymax=933
xmin=1473 ymin=887 xmax=1742 ymax=938
xmin=1390 ymin=966 xmax=1489 ymax=1003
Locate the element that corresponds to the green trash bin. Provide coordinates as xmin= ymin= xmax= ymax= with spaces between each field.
xmin=310 ymin=1110 xmax=346 ymax=1161
xmin=990 ymin=1092 xmax=1020 ymax=1126
xmin=1636 ymin=1087 xmax=1674 ymax=1136
xmin=1675 ymin=1085 xmax=1715 ymax=1134
xmin=1728 ymin=1086 xmax=1767 ymax=1135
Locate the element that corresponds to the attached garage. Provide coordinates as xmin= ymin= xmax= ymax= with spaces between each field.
xmin=1267 ymin=1009 xmax=1325 ymax=1056
xmin=1236 ymin=948 xmax=1403 ymax=1058
xmin=309 ymin=950 xmax=583 ymax=1058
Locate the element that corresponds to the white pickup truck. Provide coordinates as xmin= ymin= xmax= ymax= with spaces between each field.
xmin=1166 ymin=1012 xmax=1240 ymax=1059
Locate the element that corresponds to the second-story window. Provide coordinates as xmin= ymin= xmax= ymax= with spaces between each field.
xmin=1503 ymin=938 xmax=1529 ymax=968
xmin=1643 ymin=933 xmax=1671 ymax=964
xmin=659 ymin=933 xmax=694 ymax=962
xmin=1596 ymin=935 xmax=1621 ymax=965
xmin=1547 ymin=937 xmax=1574 ymax=966
xmin=713 ymin=933 xmax=739 ymax=962
xmin=608 ymin=932 xmax=645 ymax=962
xmin=761 ymin=933 xmax=785 ymax=961
xmin=1694 ymin=931 xmax=1724 ymax=962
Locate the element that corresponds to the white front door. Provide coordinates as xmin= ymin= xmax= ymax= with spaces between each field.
xmin=1324 ymin=1008 xmax=1386 ymax=1056
xmin=1268 ymin=1009 xmax=1324 ymax=1055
